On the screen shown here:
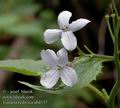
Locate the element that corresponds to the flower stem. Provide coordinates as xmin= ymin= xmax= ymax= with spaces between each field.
xmin=84 ymin=45 xmax=94 ymax=54
xmin=105 ymin=15 xmax=115 ymax=43
xmin=84 ymin=54 xmax=113 ymax=62
xmin=108 ymin=16 xmax=120 ymax=108
xmin=77 ymin=46 xmax=113 ymax=61
xmin=83 ymin=45 xmax=113 ymax=61
xmin=102 ymin=89 xmax=109 ymax=101
xmin=87 ymin=84 xmax=108 ymax=105
xmin=111 ymin=14 xmax=116 ymax=35
xmin=77 ymin=46 xmax=84 ymax=55
xmin=112 ymin=0 xmax=118 ymax=16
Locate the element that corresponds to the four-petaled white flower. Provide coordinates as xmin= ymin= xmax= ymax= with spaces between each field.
xmin=44 ymin=10 xmax=90 ymax=51
xmin=40 ymin=48 xmax=78 ymax=88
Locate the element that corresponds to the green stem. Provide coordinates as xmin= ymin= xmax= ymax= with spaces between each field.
xmin=77 ymin=46 xmax=113 ymax=61
xmin=77 ymin=46 xmax=84 ymax=55
xmin=105 ymin=15 xmax=115 ymax=43
xmin=110 ymin=4 xmax=114 ymax=14
xmin=111 ymin=14 xmax=116 ymax=35
xmin=109 ymin=81 xmax=120 ymax=108
xmin=84 ymin=45 xmax=94 ymax=54
xmin=77 ymin=45 xmax=113 ymax=62
xmin=108 ymin=17 xmax=120 ymax=108
xmin=84 ymin=54 xmax=113 ymax=62
xmin=87 ymin=84 xmax=108 ymax=105
xmin=102 ymin=89 xmax=109 ymax=101
xmin=112 ymin=0 xmax=118 ymax=16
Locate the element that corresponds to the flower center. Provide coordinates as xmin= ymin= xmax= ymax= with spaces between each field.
xmin=57 ymin=65 xmax=63 ymax=71
xmin=62 ymin=26 xmax=69 ymax=32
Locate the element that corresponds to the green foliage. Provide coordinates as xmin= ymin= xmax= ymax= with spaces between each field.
xmin=0 ymin=59 xmax=49 ymax=76
xmin=8 ymin=22 xmax=41 ymax=36
xmin=12 ymin=4 xmax=40 ymax=16
xmin=0 ymin=14 xmax=19 ymax=31
xmin=73 ymin=56 xmax=103 ymax=89
xmin=0 ymin=0 xmax=52 ymax=37
xmin=0 ymin=0 xmax=115 ymax=107
xmin=0 ymin=0 xmax=39 ymax=14
xmin=0 ymin=56 xmax=103 ymax=93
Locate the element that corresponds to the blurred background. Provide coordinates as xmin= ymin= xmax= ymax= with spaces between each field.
xmin=0 ymin=0 xmax=120 ymax=108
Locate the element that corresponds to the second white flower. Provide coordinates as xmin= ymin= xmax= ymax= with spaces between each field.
xmin=40 ymin=48 xmax=78 ymax=88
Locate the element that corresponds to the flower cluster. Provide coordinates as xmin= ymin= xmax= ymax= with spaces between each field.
xmin=40 ymin=10 xmax=90 ymax=89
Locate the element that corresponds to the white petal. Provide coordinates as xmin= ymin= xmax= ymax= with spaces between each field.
xmin=69 ymin=19 xmax=91 ymax=32
xmin=61 ymin=66 xmax=78 ymax=86
xmin=57 ymin=48 xmax=68 ymax=66
xmin=61 ymin=31 xmax=77 ymax=51
xmin=58 ymin=11 xmax=72 ymax=29
xmin=41 ymin=49 xmax=58 ymax=68
xmin=44 ymin=29 xmax=62 ymax=44
xmin=40 ymin=69 xmax=60 ymax=88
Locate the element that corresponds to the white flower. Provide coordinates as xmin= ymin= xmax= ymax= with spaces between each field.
xmin=44 ymin=10 xmax=90 ymax=51
xmin=40 ymin=48 xmax=78 ymax=88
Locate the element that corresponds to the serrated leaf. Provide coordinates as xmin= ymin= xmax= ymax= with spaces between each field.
xmin=0 ymin=59 xmax=49 ymax=76
xmin=19 ymin=81 xmax=66 ymax=94
xmin=73 ymin=56 xmax=103 ymax=89
xmin=18 ymin=56 xmax=103 ymax=94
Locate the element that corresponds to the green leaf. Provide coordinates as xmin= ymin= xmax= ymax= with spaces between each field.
xmin=18 ymin=81 xmax=66 ymax=94
xmin=73 ymin=56 xmax=103 ymax=89
xmin=19 ymin=56 xmax=103 ymax=94
xmin=0 ymin=59 xmax=48 ymax=76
